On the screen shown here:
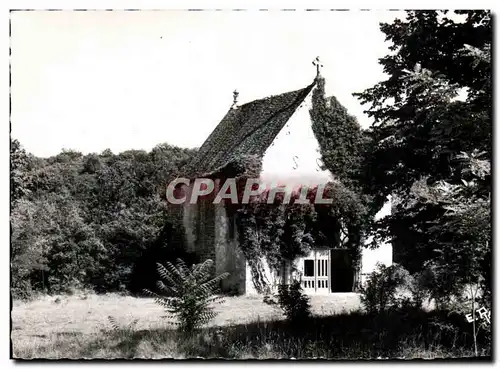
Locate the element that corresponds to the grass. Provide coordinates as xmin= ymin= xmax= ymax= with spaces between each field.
xmin=11 ymin=292 xmax=491 ymax=360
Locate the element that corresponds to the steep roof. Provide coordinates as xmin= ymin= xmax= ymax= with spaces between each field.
xmin=186 ymin=79 xmax=317 ymax=177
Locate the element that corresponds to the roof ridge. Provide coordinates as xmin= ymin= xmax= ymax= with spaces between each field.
xmin=235 ymin=80 xmax=317 ymax=109
xmin=186 ymin=79 xmax=317 ymax=177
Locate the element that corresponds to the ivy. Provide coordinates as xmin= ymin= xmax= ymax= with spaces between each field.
xmin=309 ymin=77 xmax=369 ymax=191
xmin=234 ymin=183 xmax=368 ymax=292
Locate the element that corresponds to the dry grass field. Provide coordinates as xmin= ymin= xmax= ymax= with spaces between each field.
xmin=11 ymin=292 xmax=490 ymax=360
xmin=12 ymin=293 xmax=364 ymax=359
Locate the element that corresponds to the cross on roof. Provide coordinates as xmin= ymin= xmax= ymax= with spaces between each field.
xmin=231 ymin=89 xmax=239 ymax=109
xmin=312 ymin=56 xmax=323 ymax=77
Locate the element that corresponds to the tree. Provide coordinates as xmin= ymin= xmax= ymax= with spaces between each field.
xmin=354 ymin=11 xmax=491 ymax=303
xmin=10 ymin=139 xmax=31 ymax=205
xmin=421 ymin=150 xmax=491 ymax=305
xmin=355 ymin=10 xmax=491 ymax=202
xmin=44 ymin=195 xmax=107 ymax=292
xmin=11 ymin=198 xmax=49 ymax=297
xmin=10 ymin=139 xmax=197 ymax=296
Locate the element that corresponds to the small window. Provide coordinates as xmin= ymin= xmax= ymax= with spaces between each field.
xmin=304 ymin=259 xmax=314 ymax=277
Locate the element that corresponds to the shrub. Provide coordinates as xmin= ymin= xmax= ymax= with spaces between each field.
xmin=144 ymin=258 xmax=229 ymax=335
xmin=360 ymin=263 xmax=410 ymax=314
xmin=276 ymin=280 xmax=312 ymax=323
xmin=405 ymin=269 xmax=434 ymax=309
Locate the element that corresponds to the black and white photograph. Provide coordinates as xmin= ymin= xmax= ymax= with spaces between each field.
xmin=9 ymin=7 xmax=492 ymax=360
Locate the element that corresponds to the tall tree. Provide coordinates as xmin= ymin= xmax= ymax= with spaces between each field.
xmin=354 ymin=11 xmax=491 ymax=301
xmin=355 ymin=10 xmax=491 ymax=202
xmin=10 ymin=139 xmax=31 ymax=205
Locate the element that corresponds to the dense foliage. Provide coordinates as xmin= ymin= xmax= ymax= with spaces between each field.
xmin=10 ymin=139 xmax=32 ymax=206
xmin=355 ymin=11 xmax=491 ymax=305
xmin=11 ymin=142 xmax=196 ymax=298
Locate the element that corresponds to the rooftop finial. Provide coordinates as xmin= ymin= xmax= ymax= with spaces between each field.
xmin=232 ymin=89 xmax=239 ymax=109
xmin=312 ymin=56 xmax=323 ymax=78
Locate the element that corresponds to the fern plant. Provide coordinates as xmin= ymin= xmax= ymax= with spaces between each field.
xmin=107 ymin=315 xmax=139 ymax=333
xmin=144 ymin=258 xmax=229 ymax=335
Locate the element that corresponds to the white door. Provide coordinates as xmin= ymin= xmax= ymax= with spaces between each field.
xmin=316 ymin=249 xmax=330 ymax=293
xmin=299 ymin=249 xmax=330 ymax=294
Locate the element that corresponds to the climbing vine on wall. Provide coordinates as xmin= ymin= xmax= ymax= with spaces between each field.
xmin=234 ymin=193 xmax=315 ymax=293
xmin=309 ymin=77 xmax=370 ymax=191
xmin=234 ymin=182 xmax=368 ymax=292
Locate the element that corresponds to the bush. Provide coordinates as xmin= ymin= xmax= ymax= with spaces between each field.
xmin=405 ymin=269 xmax=434 ymax=309
xmin=144 ymin=258 xmax=228 ymax=335
xmin=276 ymin=280 xmax=312 ymax=324
xmin=360 ymin=263 xmax=411 ymax=314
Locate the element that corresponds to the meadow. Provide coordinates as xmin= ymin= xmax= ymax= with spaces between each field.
xmin=11 ymin=292 xmax=489 ymax=360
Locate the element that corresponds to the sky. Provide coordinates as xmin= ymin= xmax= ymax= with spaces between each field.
xmin=11 ymin=10 xmax=403 ymax=158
